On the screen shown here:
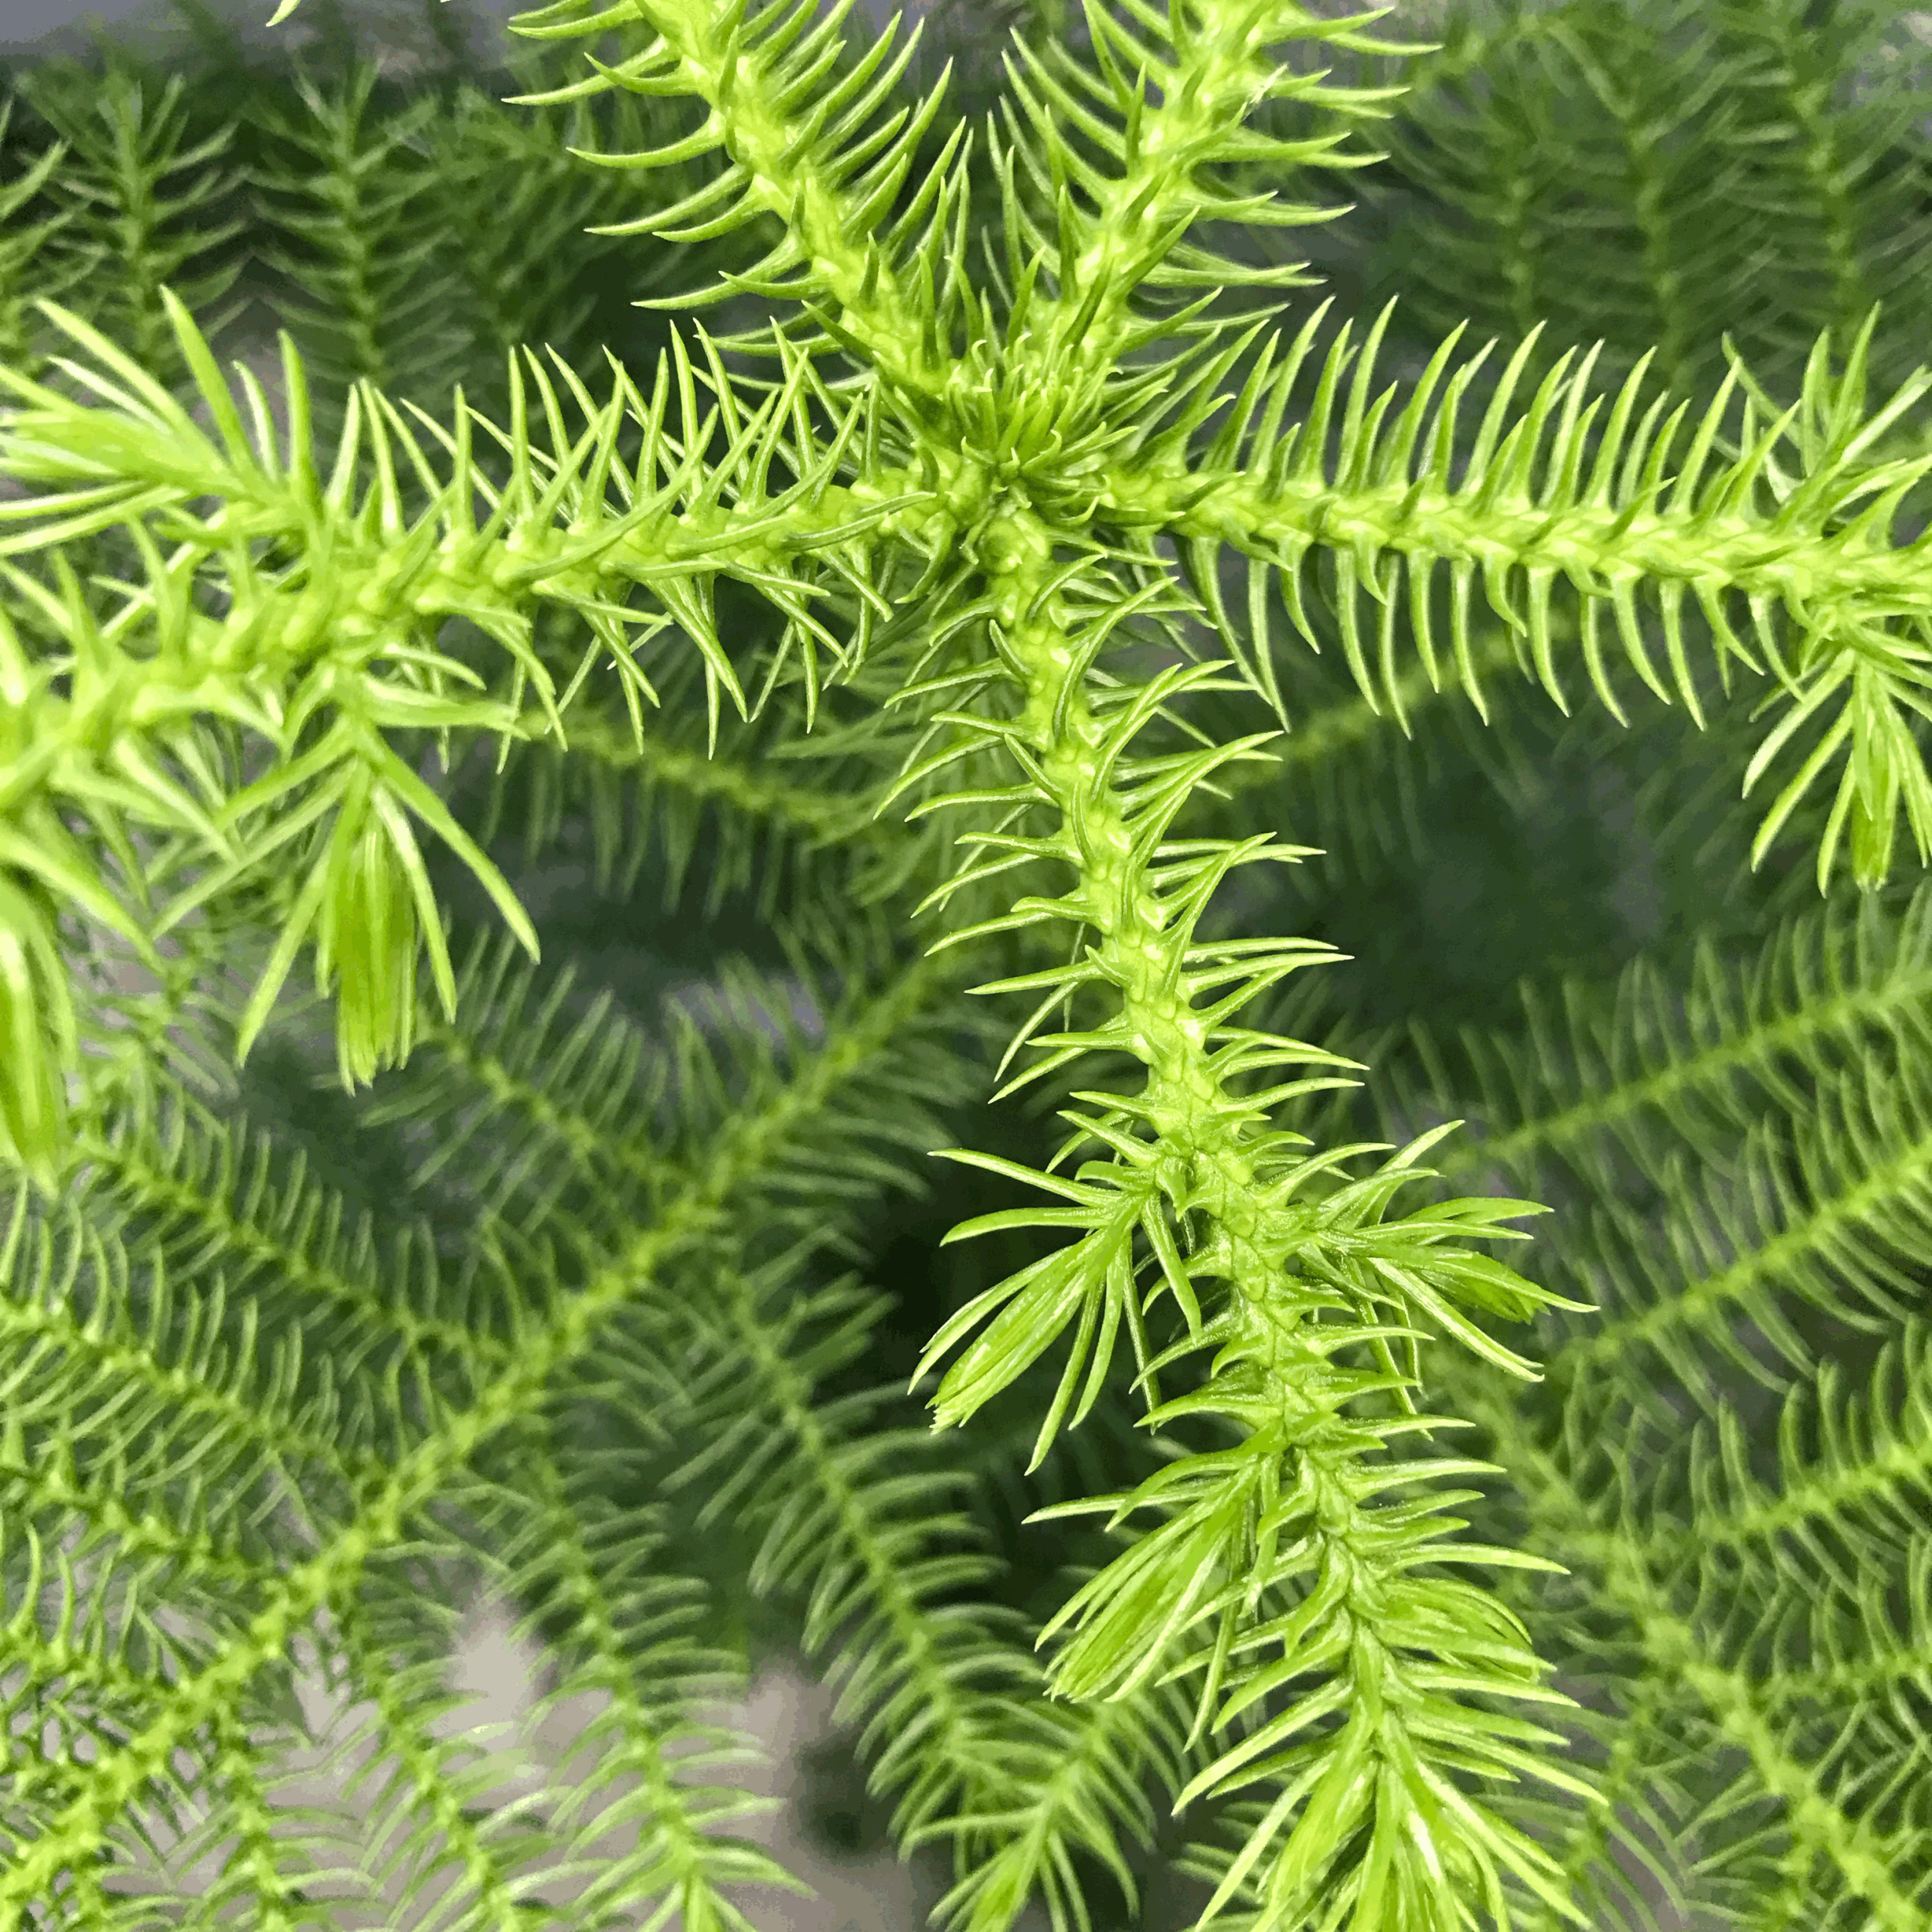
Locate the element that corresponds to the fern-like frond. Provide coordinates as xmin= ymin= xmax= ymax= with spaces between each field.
xmin=1102 ymin=291 xmax=1932 ymax=893
xmin=468 ymin=628 xmax=887 ymax=918
xmin=0 ymin=90 xmax=107 ymax=385
xmin=500 ymin=0 xmax=968 ymax=412
xmin=648 ymin=1232 xmax=1200 ymax=1932
xmin=1390 ymin=0 xmax=1756 ymax=401
xmin=0 ymin=287 xmax=928 ymax=1175
xmin=474 ymin=1432 xmax=809 ymax=1931
xmin=6 ymin=54 xmax=250 ymax=390
xmin=878 ymin=509 xmax=1599 ymax=1927
xmin=241 ymin=59 xmax=481 ymax=447
xmin=1376 ymin=876 xmax=1932 ymax=1202
xmin=0 ymin=900 xmax=1004 ymax=1920
xmin=1427 ymin=1325 xmax=1932 ymax=1932
xmin=1332 ymin=919 xmax=1932 ymax=1930
xmin=345 ymin=904 xmax=990 ymax=1259
xmin=985 ymin=0 xmax=1430 ymax=417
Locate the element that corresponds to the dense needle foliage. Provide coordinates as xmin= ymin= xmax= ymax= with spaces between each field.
xmin=2 ymin=0 xmax=1932 ymax=1927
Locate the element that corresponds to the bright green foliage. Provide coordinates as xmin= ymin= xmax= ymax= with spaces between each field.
xmin=1 ymin=1 xmax=1931 ymax=1929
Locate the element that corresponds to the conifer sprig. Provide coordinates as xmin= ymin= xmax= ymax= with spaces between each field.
xmin=890 ymin=512 xmax=1597 ymax=1928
